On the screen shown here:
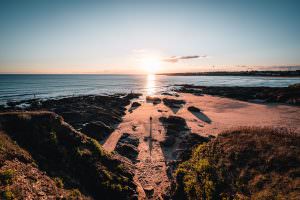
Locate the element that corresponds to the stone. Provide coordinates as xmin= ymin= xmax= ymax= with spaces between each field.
xmin=187 ymin=106 xmax=201 ymax=112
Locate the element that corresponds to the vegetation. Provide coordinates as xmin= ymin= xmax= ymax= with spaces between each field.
xmin=174 ymin=127 xmax=300 ymax=200
xmin=0 ymin=111 xmax=137 ymax=199
xmin=0 ymin=170 xmax=15 ymax=185
xmin=54 ymin=177 xmax=64 ymax=188
xmin=1 ymin=188 xmax=14 ymax=200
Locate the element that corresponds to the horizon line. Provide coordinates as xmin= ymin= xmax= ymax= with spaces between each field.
xmin=1 ymin=69 xmax=300 ymax=75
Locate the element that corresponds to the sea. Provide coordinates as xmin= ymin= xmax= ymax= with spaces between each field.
xmin=0 ymin=74 xmax=300 ymax=105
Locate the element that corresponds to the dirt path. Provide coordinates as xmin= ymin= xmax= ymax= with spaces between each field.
xmin=103 ymin=94 xmax=300 ymax=199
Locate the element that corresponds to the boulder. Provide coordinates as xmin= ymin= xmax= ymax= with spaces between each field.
xmin=119 ymin=133 xmax=139 ymax=147
xmin=143 ymin=186 xmax=154 ymax=197
xmin=115 ymin=133 xmax=139 ymax=162
xmin=81 ymin=121 xmax=113 ymax=141
xmin=115 ymin=143 xmax=139 ymax=161
xmin=187 ymin=106 xmax=201 ymax=112
xmin=162 ymin=98 xmax=185 ymax=108
xmin=161 ymin=135 xmax=176 ymax=147
xmin=131 ymin=102 xmax=141 ymax=108
xmin=146 ymin=96 xmax=161 ymax=105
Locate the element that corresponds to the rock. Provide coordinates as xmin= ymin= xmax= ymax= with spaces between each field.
xmin=162 ymin=98 xmax=185 ymax=108
xmin=115 ymin=133 xmax=139 ymax=162
xmin=146 ymin=96 xmax=161 ymax=105
xmin=0 ymin=111 xmax=138 ymax=199
xmin=124 ymin=93 xmax=142 ymax=100
xmin=161 ymin=135 xmax=176 ymax=147
xmin=187 ymin=106 xmax=201 ymax=112
xmin=131 ymin=102 xmax=141 ymax=108
xmin=161 ymin=92 xmax=179 ymax=97
xmin=115 ymin=143 xmax=139 ymax=161
xmin=175 ymin=84 xmax=300 ymax=105
xmin=4 ymin=94 xmax=142 ymax=141
xmin=160 ymin=116 xmax=187 ymax=127
xmin=81 ymin=121 xmax=113 ymax=141
xmin=119 ymin=133 xmax=139 ymax=147
xmin=159 ymin=116 xmax=189 ymax=141
xmin=177 ymin=133 xmax=209 ymax=161
xmin=143 ymin=186 xmax=154 ymax=197
xmin=129 ymin=102 xmax=141 ymax=113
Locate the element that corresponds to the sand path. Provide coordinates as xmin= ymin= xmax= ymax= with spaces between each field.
xmin=103 ymin=93 xmax=300 ymax=199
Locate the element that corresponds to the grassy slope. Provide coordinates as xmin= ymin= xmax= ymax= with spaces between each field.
xmin=0 ymin=111 xmax=137 ymax=199
xmin=174 ymin=127 xmax=300 ymax=200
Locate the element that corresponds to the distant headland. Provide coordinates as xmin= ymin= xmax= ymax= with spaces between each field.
xmin=160 ymin=70 xmax=300 ymax=77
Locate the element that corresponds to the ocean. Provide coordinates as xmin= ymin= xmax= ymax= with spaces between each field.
xmin=1 ymin=74 xmax=299 ymax=104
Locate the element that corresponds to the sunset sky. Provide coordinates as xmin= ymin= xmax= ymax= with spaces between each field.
xmin=0 ymin=0 xmax=299 ymax=74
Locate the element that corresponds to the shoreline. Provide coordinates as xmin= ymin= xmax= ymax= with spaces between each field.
xmin=159 ymin=70 xmax=300 ymax=77
xmin=1 ymin=91 xmax=300 ymax=199
xmin=174 ymin=83 xmax=300 ymax=105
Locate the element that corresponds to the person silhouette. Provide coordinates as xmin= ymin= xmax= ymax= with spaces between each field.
xmin=149 ymin=117 xmax=152 ymax=138
xmin=149 ymin=116 xmax=153 ymax=157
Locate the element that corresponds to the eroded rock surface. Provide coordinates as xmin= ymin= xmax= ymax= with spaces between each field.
xmin=176 ymin=84 xmax=300 ymax=105
xmin=115 ymin=133 xmax=139 ymax=162
xmin=0 ymin=112 xmax=138 ymax=199
xmin=2 ymin=94 xmax=141 ymax=143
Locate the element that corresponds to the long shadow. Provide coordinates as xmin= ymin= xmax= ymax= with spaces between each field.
xmin=169 ymin=107 xmax=181 ymax=114
xmin=162 ymin=98 xmax=186 ymax=114
xmin=190 ymin=111 xmax=212 ymax=124
xmin=158 ymin=116 xmax=209 ymax=180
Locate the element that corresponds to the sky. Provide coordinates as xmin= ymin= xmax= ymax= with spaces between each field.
xmin=0 ymin=0 xmax=299 ymax=74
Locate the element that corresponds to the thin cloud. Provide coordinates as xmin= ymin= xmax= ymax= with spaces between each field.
xmin=162 ymin=55 xmax=207 ymax=63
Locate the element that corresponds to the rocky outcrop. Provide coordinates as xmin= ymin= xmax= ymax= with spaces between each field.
xmin=176 ymin=84 xmax=300 ymax=105
xmin=0 ymin=112 xmax=138 ymax=199
xmin=115 ymin=133 xmax=139 ymax=162
xmin=162 ymin=98 xmax=186 ymax=109
xmin=2 ymin=94 xmax=141 ymax=143
xmin=146 ymin=96 xmax=161 ymax=105
xmin=187 ymin=106 xmax=201 ymax=112
xmin=159 ymin=116 xmax=189 ymax=134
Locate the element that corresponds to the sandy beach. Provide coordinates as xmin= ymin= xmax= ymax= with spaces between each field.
xmin=103 ymin=93 xmax=300 ymax=199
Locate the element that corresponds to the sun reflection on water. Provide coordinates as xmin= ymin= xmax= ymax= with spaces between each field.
xmin=146 ymin=74 xmax=156 ymax=96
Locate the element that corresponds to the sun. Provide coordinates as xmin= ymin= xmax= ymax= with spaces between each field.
xmin=136 ymin=53 xmax=161 ymax=74
xmin=132 ymin=49 xmax=162 ymax=74
xmin=141 ymin=56 xmax=161 ymax=74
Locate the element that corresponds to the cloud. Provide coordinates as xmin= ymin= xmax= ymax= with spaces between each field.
xmin=162 ymin=55 xmax=207 ymax=63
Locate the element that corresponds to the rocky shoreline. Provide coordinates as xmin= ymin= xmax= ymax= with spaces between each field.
xmin=1 ymin=92 xmax=299 ymax=199
xmin=0 ymin=94 xmax=141 ymax=199
xmin=1 ymin=93 xmax=141 ymax=144
xmin=175 ymin=83 xmax=300 ymax=105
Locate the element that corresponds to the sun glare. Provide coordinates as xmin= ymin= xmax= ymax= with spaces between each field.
xmin=138 ymin=54 xmax=161 ymax=74
xmin=142 ymin=57 xmax=161 ymax=74
xmin=146 ymin=74 xmax=156 ymax=95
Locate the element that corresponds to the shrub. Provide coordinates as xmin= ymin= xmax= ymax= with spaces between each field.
xmin=1 ymin=188 xmax=14 ymax=200
xmin=49 ymin=131 xmax=58 ymax=144
xmin=68 ymin=189 xmax=82 ymax=199
xmin=0 ymin=169 xmax=15 ymax=185
xmin=174 ymin=127 xmax=300 ymax=199
xmin=54 ymin=177 xmax=64 ymax=188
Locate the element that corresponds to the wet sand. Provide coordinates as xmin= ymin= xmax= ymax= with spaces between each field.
xmin=103 ymin=93 xmax=300 ymax=199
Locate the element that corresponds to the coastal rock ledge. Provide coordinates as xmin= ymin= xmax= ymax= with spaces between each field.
xmin=0 ymin=111 xmax=138 ymax=200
